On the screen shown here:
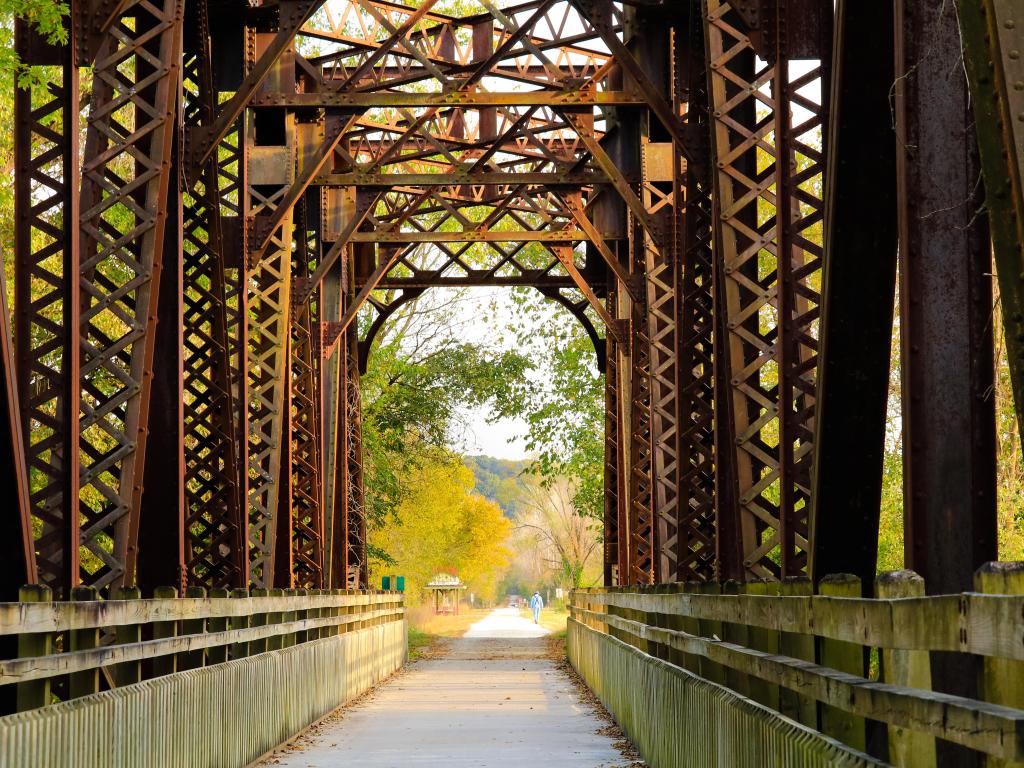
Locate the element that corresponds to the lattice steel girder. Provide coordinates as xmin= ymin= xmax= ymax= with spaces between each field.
xmin=704 ymin=0 xmax=830 ymax=580
xmin=675 ymin=10 xmax=717 ymax=583
xmin=179 ymin=0 xmax=247 ymax=590
xmin=78 ymin=0 xmax=185 ymax=590
xmin=250 ymin=91 xmax=645 ymax=108
xmin=313 ymin=172 xmax=607 ymax=186
xmin=349 ymin=229 xmax=602 ymax=243
xmin=14 ymin=18 xmax=79 ymax=597
xmin=958 ymin=0 xmax=1024 ymax=470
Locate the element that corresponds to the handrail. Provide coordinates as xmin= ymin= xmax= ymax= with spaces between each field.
xmin=0 ymin=592 xmax=403 ymax=635
xmin=571 ymin=604 xmax=1024 ymax=761
xmin=573 ymin=589 xmax=1022 ymax=660
xmin=0 ymin=607 xmax=404 ymax=685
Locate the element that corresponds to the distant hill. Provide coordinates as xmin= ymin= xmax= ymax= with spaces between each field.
xmin=463 ymin=455 xmax=531 ymax=518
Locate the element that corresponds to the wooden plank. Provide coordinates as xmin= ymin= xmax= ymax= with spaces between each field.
xmin=69 ymin=586 xmax=99 ymax=699
xmin=0 ymin=592 xmax=403 ymax=635
xmin=0 ymin=609 xmax=404 ymax=686
xmin=817 ymin=574 xmax=866 ymax=752
xmin=573 ymin=588 xmax=1024 ymax=660
xmin=779 ymin=578 xmax=817 ymax=728
xmin=876 ymin=571 xmax=936 ymax=768
xmin=152 ymin=587 xmax=178 ymax=678
xmin=570 ymin=605 xmax=1024 ymax=761
xmin=977 ymin=562 xmax=1024 ymax=768
xmin=16 ymin=585 xmax=50 ymax=711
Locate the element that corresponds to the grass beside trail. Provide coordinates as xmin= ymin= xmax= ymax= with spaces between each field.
xmin=520 ymin=605 xmax=569 ymax=637
xmin=405 ymin=606 xmax=493 ymax=659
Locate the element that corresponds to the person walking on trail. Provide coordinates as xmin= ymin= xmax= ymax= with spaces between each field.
xmin=529 ymin=591 xmax=544 ymax=624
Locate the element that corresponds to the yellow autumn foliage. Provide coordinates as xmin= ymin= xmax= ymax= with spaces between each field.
xmin=370 ymin=461 xmax=512 ymax=607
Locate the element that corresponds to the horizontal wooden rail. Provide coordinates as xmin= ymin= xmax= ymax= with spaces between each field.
xmin=0 ymin=592 xmax=402 ymax=635
xmin=0 ymin=607 xmax=404 ymax=685
xmin=571 ymin=605 xmax=1024 ymax=761
xmin=570 ymin=565 xmax=1024 ymax=767
xmin=573 ymin=589 xmax=1022 ymax=660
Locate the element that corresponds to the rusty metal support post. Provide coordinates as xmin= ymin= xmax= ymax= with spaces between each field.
xmin=13 ymin=16 xmax=78 ymax=598
xmin=810 ymin=0 xmax=898 ymax=587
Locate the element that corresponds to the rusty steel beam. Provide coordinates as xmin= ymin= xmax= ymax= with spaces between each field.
xmin=810 ymin=0 xmax=897 ymax=587
xmin=314 ymin=172 xmax=607 ymax=186
xmin=13 ymin=18 xmax=79 ymax=598
xmin=250 ymin=91 xmax=644 ymax=108
xmin=78 ymin=0 xmax=184 ymax=591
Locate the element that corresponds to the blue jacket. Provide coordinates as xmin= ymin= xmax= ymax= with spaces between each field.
xmin=529 ymin=594 xmax=543 ymax=610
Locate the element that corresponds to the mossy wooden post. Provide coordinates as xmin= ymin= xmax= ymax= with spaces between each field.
xmin=678 ymin=582 xmax=702 ymax=674
xmin=111 ymin=586 xmax=142 ymax=685
xmin=721 ymin=580 xmax=750 ymax=697
xmin=876 ymin=570 xmax=936 ymax=768
xmin=152 ymin=586 xmax=178 ymax=677
xmin=17 ymin=585 xmax=52 ymax=711
xmin=697 ymin=581 xmax=726 ymax=685
xmin=307 ymin=589 xmax=320 ymax=641
xmin=268 ymin=588 xmax=285 ymax=650
xmin=206 ymin=588 xmax=230 ymax=664
xmin=779 ymin=577 xmax=816 ymax=727
xmin=817 ymin=573 xmax=866 ymax=751
xmin=976 ymin=561 xmax=1024 ymax=768
xmin=745 ymin=579 xmax=780 ymax=710
xmin=664 ymin=582 xmax=686 ymax=668
xmin=69 ymin=586 xmax=100 ymax=699
xmin=180 ymin=586 xmax=207 ymax=670
xmin=229 ymin=588 xmax=250 ymax=659
xmin=250 ymin=587 xmax=270 ymax=653
xmin=285 ymin=588 xmax=301 ymax=646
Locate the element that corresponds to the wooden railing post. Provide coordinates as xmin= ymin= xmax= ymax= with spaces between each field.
xmin=779 ymin=577 xmax=816 ymax=727
xmin=207 ymin=588 xmax=230 ymax=664
xmin=696 ymin=581 xmax=726 ymax=685
xmin=251 ymin=587 xmax=270 ymax=653
xmin=111 ymin=586 xmax=142 ymax=685
xmin=69 ymin=586 xmax=100 ymax=699
xmin=817 ymin=573 xmax=866 ymax=752
xmin=17 ymin=585 xmax=52 ymax=711
xmin=180 ymin=586 xmax=206 ymax=670
xmin=745 ymin=579 xmax=780 ymax=710
xmin=268 ymin=588 xmax=285 ymax=650
xmin=284 ymin=588 xmax=301 ymax=646
xmin=677 ymin=582 xmax=702 ymax=675
xmin=876 ymin=570 xmax=936 ymax=768
xmin=229 ymin=588 xmax=250 ymax=659
xmin=721 ymin=580 xmax=750 ymax=698
xmin=152 ymin=586 xmax=178 ymax=677
xmin=976 ymin=561 xmax=1024 ymax=768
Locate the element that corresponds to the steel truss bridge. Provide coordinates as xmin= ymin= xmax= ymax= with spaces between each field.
xmin=2 ymin=0 xmax=1024 ymax=765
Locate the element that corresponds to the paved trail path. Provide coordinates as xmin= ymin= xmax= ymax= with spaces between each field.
xmin=261 ymin=607 xmax=635 ymax=767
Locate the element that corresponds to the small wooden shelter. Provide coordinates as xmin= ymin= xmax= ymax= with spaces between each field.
xmin=425 ymin=573 xmax=466 ymax=615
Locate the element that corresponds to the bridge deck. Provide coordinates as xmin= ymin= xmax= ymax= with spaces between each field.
xmin=263 ymin=609 xmax=637 ymax=768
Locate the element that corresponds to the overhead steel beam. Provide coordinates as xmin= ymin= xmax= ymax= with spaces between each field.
xmin=313 ymin=172 xmax=607 ymax=186
xmin=249 ymin=91 xmax=644 ymax=108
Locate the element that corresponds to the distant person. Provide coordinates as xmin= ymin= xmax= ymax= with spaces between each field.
xmin=529 ymin=591 xmax=544 ymax=624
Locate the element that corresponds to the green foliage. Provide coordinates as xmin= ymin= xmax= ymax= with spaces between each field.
xmin=463 ymin=455 xmax=530 ymax=517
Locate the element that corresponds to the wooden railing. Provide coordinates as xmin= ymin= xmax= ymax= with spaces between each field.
xmin=0 ymin=586 xmax=404 ymax=713
xmin=569 ymin=563 xmax=1024 ymax=766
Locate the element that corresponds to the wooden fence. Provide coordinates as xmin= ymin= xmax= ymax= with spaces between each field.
xmin=569 ymin=563 xmax=1024 ymax=767
xmin=0 ymin=588 xmax=406 ymax=766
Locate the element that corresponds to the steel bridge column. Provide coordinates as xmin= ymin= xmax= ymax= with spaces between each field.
xmin=177 ymin=2 xmax=248 ymax=590
xmin=810 ymin=0 xmax=898 ymax=587
xmin=78 ymin=0 xmax=184 ymax=590
xmin=895 ymin=0 xmax=997 ymax=597
xmin=896 ymin=2 xmax=997 ymax=754
xmin=704 ymin=0 xmax=831 ymax=580
xmin=13 ymin=17 xmax=78 ymax=597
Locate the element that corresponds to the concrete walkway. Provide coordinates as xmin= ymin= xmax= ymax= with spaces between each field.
xmin=260 ymin=608 xmax=636 ymax=767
